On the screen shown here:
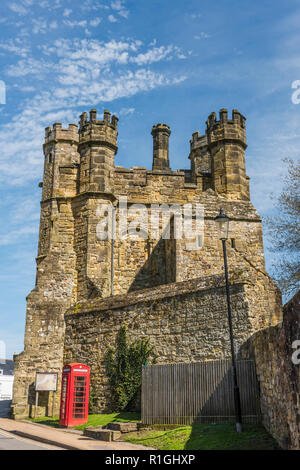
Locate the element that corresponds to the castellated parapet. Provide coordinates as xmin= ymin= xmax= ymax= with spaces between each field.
xmin=78 ymin=109 xmax=118 ymax=193
xmin=189 ymin=109 xmax=249 ymax=199
xmin=12 ymin=108 xmax=282 ymax=420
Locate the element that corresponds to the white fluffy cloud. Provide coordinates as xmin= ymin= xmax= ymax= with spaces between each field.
xmin=0 ymin=39 xmax=30 ymax=57
xmin=111 ymin=0 xmax=129 ymax=19
xmin=8 ymin=0 xmax=61 ymax=16
xmin=63 ymin=8 xmax=72 ymax=17
xmin=90 ymin=17 xmax=102 ymax=27
xmin=8 ymin=3 xmax=28 ymax=15
xmin=0 ymin=37 xmax=187 ymax=185
xmin=63 ymin=20 xmax=88 ymax=28
xmin=108 ymin=14 xmax=117 ymax=23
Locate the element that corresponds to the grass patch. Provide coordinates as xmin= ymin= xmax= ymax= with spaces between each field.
xmin=27 ymin=416 xmax=279 ymax=450
xmin=122 ymin=422 xmax=280 ymax=450
xmin=27 ymin=412 xmax=140 ymax=431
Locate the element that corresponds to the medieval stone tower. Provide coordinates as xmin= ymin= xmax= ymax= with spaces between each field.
xmin=12 ymin=109 xmax=282 ymax=419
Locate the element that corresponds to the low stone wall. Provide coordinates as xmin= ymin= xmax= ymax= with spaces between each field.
xmin=64 ymin=271 xmax=281 ymax=413
xmin=251 ymin=291 xmax=300 ymax=449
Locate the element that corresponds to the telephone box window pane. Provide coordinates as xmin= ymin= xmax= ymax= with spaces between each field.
xmin=72 ymin=376 xmax=87 ymax=419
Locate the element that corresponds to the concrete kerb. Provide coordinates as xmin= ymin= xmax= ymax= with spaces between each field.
xmin=11 ymin=430 xmax=78 ymax=450
xmin=0 ymin=418 xmax=153 ymax=450
xmin=20 ymin=419 xmax=83 ymax=435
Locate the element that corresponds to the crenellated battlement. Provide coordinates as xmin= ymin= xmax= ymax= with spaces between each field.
xmin=189 ymin=109 xmax=246 ymax=155
xmin=79 ymin=108 xmax=119 ymax=130
xmin=189 ymin=132 xmax=208 ymax=153
xmin=205 ymin=108 xmax=247 ymax=149
xmin=41 ymin=107 xmax=249 ymax=200
xmin=188 ymin=109 xmax=249 ymax=199
xmin=206 ymin=109 xmax=246 ymax=130
xmin=78 ymin=109 xmax=118 ymax=151
xmin=44 ymin=123 xmax=79 ymax=146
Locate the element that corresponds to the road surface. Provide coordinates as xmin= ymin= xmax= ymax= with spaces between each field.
xmin=0 ymin=428 xmax=64 ymax=450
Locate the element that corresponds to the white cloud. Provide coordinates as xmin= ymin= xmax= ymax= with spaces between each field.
xmin=118 ymin=107 xmax=135 ymax=116
xmin=80 ymin=0 xmax=109 ymax=11
xmin=63 ymin=20 xmax=88 ymax=28
xmin=49 ymin=20 xmax=58 ymax=29
xmin=111 ymin=0 xmax=123 ymax=9
xmin=6 ymin=57 xmax=53 ymax=77
xmin=32 ymin=18 xmax=48 ymax=34
xmin=0 ymin=39 xmax=30 ymax=57
xmin=90 ymin=17 xmax=102 ymax=27
xmin=0 ymin=226 xmax=38 ymax=246
xmin=130 ymin=45 xmax=186 ymax=65
xmin=14 ymin=84 xmax=36 ymax=92
xmin=108 ymin=14 xmax=117 ymax=23
xmin=0 ymin=37 xmax=187 ymax=185
xmin=63 ymin=8 xmax=72 ymax=17
xmin=111 ymin=0 xmax=129 ymax=19
xmin=8 ymin=3 xmax=28 ymax=15
xmin=6 ymin=196 xmax=40 ymax=225
xmin=190 ymin=13 xmax=202 ymax=19
xmin=0 ymin=63 xmax=186 ymax=185
xmin=194 ymin=32 xmax=210 ymax=39
xmin=39 ymin=0 xmax=61 ymax=8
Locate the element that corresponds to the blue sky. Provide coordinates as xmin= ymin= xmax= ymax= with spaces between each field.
xmin=0 ymin=0 xmax=299 ymax=358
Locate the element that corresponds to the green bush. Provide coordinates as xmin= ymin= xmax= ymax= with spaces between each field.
xmin=105 ymin=325 xmax=156 ymax=411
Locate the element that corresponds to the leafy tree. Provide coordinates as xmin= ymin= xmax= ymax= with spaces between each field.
xmin=266 ymin=158 xmax=300 ymax=297
xmin=105 ymin=325 xmax=156 ymax=411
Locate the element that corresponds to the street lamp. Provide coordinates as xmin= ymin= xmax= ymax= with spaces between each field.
xmin=214 ymin=208 xmax=243 ymax=433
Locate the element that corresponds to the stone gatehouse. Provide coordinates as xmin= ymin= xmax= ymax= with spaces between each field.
xmin=12 ymin=108 xmax=282 ymax=420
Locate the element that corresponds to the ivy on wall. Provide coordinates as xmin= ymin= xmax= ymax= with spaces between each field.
xmin=105 ymin=324 xmax=156 ymax=411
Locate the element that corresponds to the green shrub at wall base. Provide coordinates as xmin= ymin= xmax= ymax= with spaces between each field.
xmin=105 ymin=325 xmax=156 ymax=411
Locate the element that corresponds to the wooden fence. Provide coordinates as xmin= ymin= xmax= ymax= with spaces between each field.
xmin=141 ymin=360 xmax=261 ymax=425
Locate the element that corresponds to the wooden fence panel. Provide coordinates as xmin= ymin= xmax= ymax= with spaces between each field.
xmin=141 ymin=360 xmax=260 ymax=425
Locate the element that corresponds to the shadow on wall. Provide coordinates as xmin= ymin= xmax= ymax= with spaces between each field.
xmin=129 ymin=219 xmax=176 ymax=292
xmin=141 ymin=359 xmax=261 ymax=427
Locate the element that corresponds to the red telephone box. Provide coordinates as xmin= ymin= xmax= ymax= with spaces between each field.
xmin=59 ymin=363 xmax=90 ymax=427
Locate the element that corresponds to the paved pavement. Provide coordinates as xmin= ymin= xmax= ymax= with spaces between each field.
xmin=0 ymin=428 xmax=64 ymax=450
xmin=0 ymin=418 xmax=153 ymax=450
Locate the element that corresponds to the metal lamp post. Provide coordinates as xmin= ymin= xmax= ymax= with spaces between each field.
xmin=214 ymin=208 xmax=243 ymax=433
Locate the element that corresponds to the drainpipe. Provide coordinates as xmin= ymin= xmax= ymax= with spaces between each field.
xmin=111 ymin=205 xmax=116 ymax=296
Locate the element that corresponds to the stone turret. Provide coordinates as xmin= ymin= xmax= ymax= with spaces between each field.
xmin=151 ymin=123 xmax=171 ymax=171
xmin=78 ymin=109 xmax=119 ymax=193
xmin=206 ymin=108 xmax=249 ymax=200
xmin=42 ymin=123 xmax=79 ymax=200
xmin=189 ymin=109 xmax=250 ymax=200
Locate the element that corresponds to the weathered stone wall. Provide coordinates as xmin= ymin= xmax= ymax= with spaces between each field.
xmin=249 ymin=291 xmax=300 ymax=449
xmin=63 ymin=270 xmax=281 ymax=413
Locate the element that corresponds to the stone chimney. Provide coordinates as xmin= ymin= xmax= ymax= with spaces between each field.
xmin=151 ymin=123 xmax=171 ymax=171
